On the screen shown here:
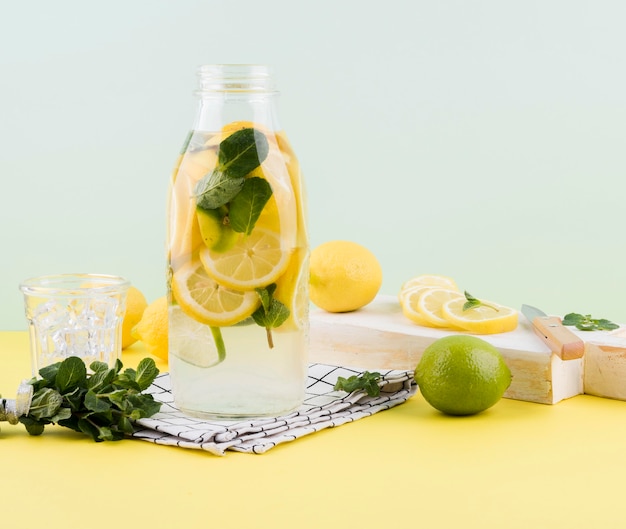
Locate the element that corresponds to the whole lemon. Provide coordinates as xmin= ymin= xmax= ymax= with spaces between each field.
xmin=309 ymin=240 xmax=382 ymax=313
xmin=415 ymin=335 xmax=512 ymax=416
xmin=121 ymin=286 xmax=148 ymax=349
xmin=131 ymin=296 xmax=168 ymax=362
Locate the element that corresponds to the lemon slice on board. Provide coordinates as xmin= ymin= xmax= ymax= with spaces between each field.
xmin=400 ymin=274 xmax=458 ymax=295
xmin=171 ymin=259 xmax=259 ymax=326
xmin=442 ymin=298 xmax=518 ymax=334
xmin=416 ymin=288 xmax=465 ymax=328
xmin=200 ymin=228 xmax=290 ymax=291
xmin=400 ymin=286 xmax=438 ymax=325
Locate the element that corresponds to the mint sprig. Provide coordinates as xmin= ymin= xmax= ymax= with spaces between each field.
xmin=18 ymin=357 xmax=161 ymax=441
xmin=334 ymin=371 xmax=382 ymax=397
xmin=562 ymin=313 xmax=619 ymax=332
xmin=252 ymin=284 xmax=290 ymax=349
xmin=194 ymin=127 xmax=271 ymax=222
xmin=463 ymin=291 xmax=499 ymax=312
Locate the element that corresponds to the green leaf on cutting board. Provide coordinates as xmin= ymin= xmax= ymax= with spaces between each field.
xmin=562 ymin=313 xmax=619 ymax=331
xmin=462 ymin=292 xmax=499 ymax=312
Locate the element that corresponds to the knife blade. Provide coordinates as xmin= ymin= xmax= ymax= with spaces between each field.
xmin=521 ymin=304 xmax=585 ymax=360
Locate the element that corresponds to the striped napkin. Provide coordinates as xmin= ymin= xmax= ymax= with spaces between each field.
xmin=132 ymin=363 xmax=417 ymax=455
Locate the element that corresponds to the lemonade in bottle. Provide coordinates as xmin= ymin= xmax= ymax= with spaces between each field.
xmin=167 ymin=65 xmax=309 ymax=419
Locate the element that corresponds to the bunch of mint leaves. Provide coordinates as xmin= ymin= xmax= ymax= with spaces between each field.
xmin=562 ymin=313 xmax=619 ymax=332
xmin=193 ymin=127 xmax=290 ymax=351
xmin=19 ymin=356 xmax=161 ymax=442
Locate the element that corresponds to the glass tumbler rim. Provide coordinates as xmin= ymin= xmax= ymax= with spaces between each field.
xmin=19 ymin=273 xmax=131 ymax=297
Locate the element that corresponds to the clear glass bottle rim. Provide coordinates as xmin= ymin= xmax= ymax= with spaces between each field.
xmin=19 ymin=273 xmax=130 ymax=296
xmin=195 ymin=64 xmax=278 ymax=94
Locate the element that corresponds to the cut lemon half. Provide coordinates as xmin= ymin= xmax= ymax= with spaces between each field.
xmin=442 ymin=298 xmax=518 ymax=334
xmin=171 ymin=259 xmax=260 ymax=326
xmin=416 ymin=288 xmax=465 ymax=328
xmin=200 ymin=228 xmax=290 ymax=290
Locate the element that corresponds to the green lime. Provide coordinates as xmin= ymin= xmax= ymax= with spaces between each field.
xmin=415 ymin=335 xmax=512 ymax=416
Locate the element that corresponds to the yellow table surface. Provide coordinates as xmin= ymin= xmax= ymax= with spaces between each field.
xmin=2 ymin=331 xmax=626 ymax=528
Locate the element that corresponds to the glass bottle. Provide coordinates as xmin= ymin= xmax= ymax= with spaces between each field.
xmin=166 ymin=64 xmax=309 ymax=419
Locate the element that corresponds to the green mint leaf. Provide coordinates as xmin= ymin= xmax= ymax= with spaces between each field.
xmin=21 ymin=418 xmax=45 ymax=436
xmin=118 ymin=416 xmax=135 ymax=435
xmin=55 ymin=357 xmax=87 ymax=393
xmin=255 ymin=284 xmax=277 ymax=314
xmin=62 ymin=386 xmax=84 ymax=412
xmin=195 ymin=170 xmax=245 ymax=210
xmin=27 ymin=388 xmax=63 ymax=420
xmin=77 ymin=418 xmax=101 ymax=441
xmin=96 ymin=425 xmax=115 ymax=442
xmin=218 ymin=128 xmax=269 ymax=178
xmin=50 ymin=407 xmax=72 ymax=423
xmin=38 ymin=363 xmax=60 ymax=386
xmin=252 ymin=299 xmax=290 ymax=330
xmin=106 ymin=389 xmax=129 ymax=408
xmin=334 ymin=372 xmax=382 ymax=397
xmin=594 ymin=319 xmax=619 ymax=331
xmin=562 ymin=312 xmax=619 ymax=331
xmin=115 ymin=367 xmax=142 ymax=391
xmin=562 ymin=313 xmax=585 ymax=326
xmin=252 ymin=299 xmax=290 ymax=329
xmin=134 ymin=358 xmax=159 ymax=391
xmin=462 ymin=291 xmax=499 ymax=312
xmin=86 ymin=362 xmax=116 ymax=392
xmin=256 ymin=287 xmax=272 ymax=313
xmin=462 ymin=291 xmax=481 ymax=311
xmin=252 ymin=286 xmax=289 ymax=349
xmin=229 ymin=177 xmax=273 ymax=235
xmin=84 ymin=390 xmax=112 ymax=413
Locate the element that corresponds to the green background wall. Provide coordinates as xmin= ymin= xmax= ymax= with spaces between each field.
xmin=1 ymin=0 xmax=625 ymax=329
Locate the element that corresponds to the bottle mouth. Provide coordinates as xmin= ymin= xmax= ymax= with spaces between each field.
xmin=195 ymin=64 xmax=277 ymax=94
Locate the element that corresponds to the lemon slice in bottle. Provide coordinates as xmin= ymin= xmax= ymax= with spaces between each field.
xmin=171 ymin=259 xmax=259 ymax=326
xmin=200 ymin=228 xmax=290 ymax=291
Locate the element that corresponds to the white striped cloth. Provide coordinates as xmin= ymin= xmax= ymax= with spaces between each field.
xmin=132 ymin=364 xmax=417 ymax=455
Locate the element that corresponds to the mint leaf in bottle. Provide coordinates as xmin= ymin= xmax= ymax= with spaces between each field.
xmin=218 ymin=128 xmax=269 ymax=178
xmin=195 ymin=170 xmax=245 ymax=210
xmin=252 ymin=284 xmax=290 ymax=349
xmin=229 ymin=177 xmax=273 ymax=235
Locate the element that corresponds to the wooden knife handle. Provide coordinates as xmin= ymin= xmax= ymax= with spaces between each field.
xmin=532 ymin=316 xmax=585 ymax=360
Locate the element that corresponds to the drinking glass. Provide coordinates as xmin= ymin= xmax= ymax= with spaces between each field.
xmin=20 ymin=273 xmax=130 ymax=375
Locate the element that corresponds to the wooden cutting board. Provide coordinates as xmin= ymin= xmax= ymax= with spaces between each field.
xmin=309 ymin=295 xmax=626 ymax=405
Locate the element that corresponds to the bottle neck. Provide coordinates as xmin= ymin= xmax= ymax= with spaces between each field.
xmin=192 ymin=65 xmax=282 ymax=133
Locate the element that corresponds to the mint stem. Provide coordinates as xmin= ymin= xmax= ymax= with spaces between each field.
xmin=265 ymin=327 xmax=274 ymax=349
xmin=211 ymin=326 xmax=227 ymax=363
